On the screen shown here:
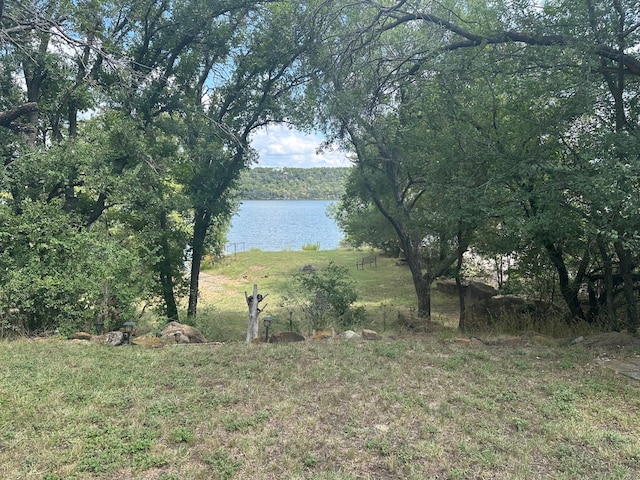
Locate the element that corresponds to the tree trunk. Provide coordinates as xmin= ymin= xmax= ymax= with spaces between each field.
xmin=403 ymin=249 xmax=431 ymax=320
xmin=456 ymin=275 xmax=465 ymax=332
xmin=245 ymin=284 xmax=260 ymax=342
xmin=159 ymin=210 xmax=179 ymax=321
xmin=598 ymin=238 xmax=617 ymax=327
xmin=416 ymin=276 xmax=432 ymax=323
xmin=187 ymin=207 xmax=211 ymax=319
xmin=613 ymin=239 xmax=638 ymax=332
xmin=455 ymin=228 xmax=467 ymax=332
xmin=544 ymin=241 xmax=585 ymax=321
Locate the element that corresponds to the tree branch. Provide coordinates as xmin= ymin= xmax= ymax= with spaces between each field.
xmin=379 ymin=8 xmax=640 ymax=77
xmin=0 ymin=102 xmax=38 ymax=128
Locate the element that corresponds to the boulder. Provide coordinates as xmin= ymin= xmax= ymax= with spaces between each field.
xmin=470 ymin=295 xmax=521 ymax=321
xmin=269 ymin=331 xmax=305 ymax=343
xmin=133 ymin=335 xmax=163 ymax=348
xmin=464 ymin=281 xmax=497 ymax=306
xmin=362 ymin=329 xmax=382 ymax=341
xmin=467 ymin=295 xmax=562 ymax=332
xmin=312 ymin=329 xmax=334 ymax=340
xmin=161 ymin=321 xmax=206 ymax=343
xmin=73 ymin=331 xmax=92 ymax=341
xmin=436 ymin=279 xmax=463 ymax=296
xmin=104 ymin=331 xmax=124 ymax=346
xmin=342 ymin=330 xmax=362 ymax=340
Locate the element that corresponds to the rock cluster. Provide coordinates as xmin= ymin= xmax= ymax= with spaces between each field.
xmin=71 ymin=321 xmax=207 ymax=347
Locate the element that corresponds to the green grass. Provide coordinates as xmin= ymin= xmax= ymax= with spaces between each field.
xmin=2 ymin=249 xmax=640 ymax=479
xmin=192 ymin=248 xmax=421 ymax=341
xmin=1 ymin=336 xmax=639 ymax=479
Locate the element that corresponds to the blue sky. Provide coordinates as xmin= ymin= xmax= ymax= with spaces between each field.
xmin=250 ymin=125 xmax=351 ymax=168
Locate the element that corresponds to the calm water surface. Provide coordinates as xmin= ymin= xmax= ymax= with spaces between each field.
xmin=226 ymin=200 xmax=344 ymax=252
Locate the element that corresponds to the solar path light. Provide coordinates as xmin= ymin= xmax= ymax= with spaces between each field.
xmin=123 ymin=321 xmax=135 ymax=345
xmin=263 ymin=316 xmax=273 ymax=342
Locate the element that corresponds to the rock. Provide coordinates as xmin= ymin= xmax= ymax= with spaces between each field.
xmin=471 ymin=295 xmax=527 ymax=318
xmin=468 ymin=295 xmax=557 ymax=324
xmin=362 ymin=329 xmax=382 ymax=341
xmin=580 ymin=332 xmax=640 ymax=349
xmin=571 ymin=336 xmax=585 ymax=345
xmin=133 ymin=335 xmax=163 ymax=348
xmin=342 ymin=330 xmax=362 ymax=340
xmin=312 ymin=329 xmax=334 ymax=340
xmin=73 ymin=331 xmax=92 ymax=341
xmin=269 ymin=331 xmax=305 ymax=343
xmin=104 ymin=331 xmax=124 ymax=346
xmin=161 ymin=321 xmax=206 ymax=343
xmin=437 ymin=279 xmax=464 ymax=296
xmin=464 ymin=281 xmax=498 ymax=306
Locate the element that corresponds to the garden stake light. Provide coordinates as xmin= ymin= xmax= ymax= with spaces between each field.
xmin=123 ymin=322 xmax=135 ymax=345
xmin=263 ymin=315 xmax=273 ymax=342
xmin=94 ymin=322 xmax=104 ymax=335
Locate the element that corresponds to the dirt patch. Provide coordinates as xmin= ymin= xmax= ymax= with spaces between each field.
xmin=198 ymin=273 xmax=227 ymax=291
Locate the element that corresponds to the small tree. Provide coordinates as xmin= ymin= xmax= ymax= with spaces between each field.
xmin=293 ymin=262 xmax=362 ymax=330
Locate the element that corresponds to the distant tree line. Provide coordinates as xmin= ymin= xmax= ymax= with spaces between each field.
xmin=237 ymin=167 xmax=349 ymax=200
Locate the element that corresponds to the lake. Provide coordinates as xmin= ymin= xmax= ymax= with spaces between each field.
xmin=226 ymin=200 xmax=344 ymax=252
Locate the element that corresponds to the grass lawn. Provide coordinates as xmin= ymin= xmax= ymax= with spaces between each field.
xmin=1 ymin=249 xmax=639 ymax=479
xmin=190 ymin=248 xmax=443 ymax=341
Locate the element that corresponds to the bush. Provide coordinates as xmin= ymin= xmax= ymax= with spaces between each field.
xmin=0 ymin=201 xmax=148 ymax=336
xmin=293 ymin=262 xmax=363 ymax=330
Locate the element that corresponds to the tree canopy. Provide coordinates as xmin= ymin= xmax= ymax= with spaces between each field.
xmin=2 ymin=0 xmax=640 ymax=335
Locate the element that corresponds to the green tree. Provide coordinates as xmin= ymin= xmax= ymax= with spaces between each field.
xmin=176 ymin=1 xmax=322 ymax=320
xmin=308 ymin=0 xmax=640 ymax=330
xmin=305 ymin=4 xmax=482 ymax=321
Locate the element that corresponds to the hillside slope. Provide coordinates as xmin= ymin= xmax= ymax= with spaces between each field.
xmin=237 ymin=167 xmax=350 ymax=199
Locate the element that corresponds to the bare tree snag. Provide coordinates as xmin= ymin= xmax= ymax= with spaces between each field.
xmin=245 ymin=284 xmax=260 ymax=343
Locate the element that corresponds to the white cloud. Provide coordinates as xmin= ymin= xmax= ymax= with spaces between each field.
xmin=250 ymin=125 xmax=351 ymax=168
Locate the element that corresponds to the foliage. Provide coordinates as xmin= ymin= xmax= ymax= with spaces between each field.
xmin=299 ymin=0 xmax=640 ymax=331
xmin=330 ymin=173 xmax=401 ymax=254
xmin=293 ymin=261 xmax=363 ymax=329
xmin=0 ymin=201 xmax=147 ymax=336
xmin=3 ymin=0 xmax=640 ymax=334
xmin=237 ymin=167 xmax=350 ymax=200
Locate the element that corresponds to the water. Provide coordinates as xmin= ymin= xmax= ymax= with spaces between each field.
xmin=226 ymin=200 xmax=344 ymax=252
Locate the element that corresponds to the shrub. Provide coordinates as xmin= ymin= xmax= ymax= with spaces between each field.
xmin=293 ymin=261 xmax=363 ymax=330
xmin=0 ymin=201 xmax=148 ymax=336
